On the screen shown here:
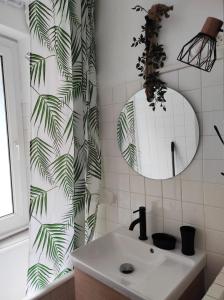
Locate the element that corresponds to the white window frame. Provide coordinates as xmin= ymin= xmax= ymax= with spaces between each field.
xmin=0 ymin=34 xmax=28 ymax=239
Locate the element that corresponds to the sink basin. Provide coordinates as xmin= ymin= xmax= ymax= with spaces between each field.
xmin=71 ymin=227 xmax=206 ymax=300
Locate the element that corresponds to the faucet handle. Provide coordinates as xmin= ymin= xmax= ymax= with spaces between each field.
xmin=133 ymin=206 xmax=146 ymax=214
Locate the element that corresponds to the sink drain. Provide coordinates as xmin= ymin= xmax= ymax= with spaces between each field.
xmin=119 ymin=263 xmax=135 ymax=274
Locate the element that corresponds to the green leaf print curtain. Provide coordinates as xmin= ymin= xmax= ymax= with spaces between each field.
xmin=27 ymin=0 xmax=101 ymax=295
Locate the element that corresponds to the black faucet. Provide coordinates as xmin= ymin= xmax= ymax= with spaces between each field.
xmin=129 ymin=206 xmax=148 ymax=240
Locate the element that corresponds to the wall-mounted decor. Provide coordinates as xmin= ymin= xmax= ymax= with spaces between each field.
xmin=117 ymin=88 xmax=199 ymax=180
xmin=131 ymin=4 xmax=173 ymax=110
xmin=177 ymin=17 xmax=223 ymax=72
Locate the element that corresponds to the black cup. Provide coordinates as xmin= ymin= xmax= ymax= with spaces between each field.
xmin=180 ymin=226 xmax=196 ymax=256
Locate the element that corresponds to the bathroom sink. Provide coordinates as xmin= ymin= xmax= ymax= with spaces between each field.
xmin=71 ymin=227 xmax=206 ymax=300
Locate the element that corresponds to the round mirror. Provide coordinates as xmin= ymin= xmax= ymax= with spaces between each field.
xmin=117 ymin=88 xmax=199 ymax=180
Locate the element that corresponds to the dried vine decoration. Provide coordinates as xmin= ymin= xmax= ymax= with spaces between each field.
xmin=131 ymin=4 xmax=173 ymax=110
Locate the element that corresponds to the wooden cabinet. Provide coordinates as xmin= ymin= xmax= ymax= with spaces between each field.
xmin=74 ymin=269 xmax=205 ymax=300
xmin=75 ymin=270 xmax=129 ymax=300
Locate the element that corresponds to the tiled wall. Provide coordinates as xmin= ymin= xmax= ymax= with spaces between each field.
xmin=95 ymin=58 xmax=224 ymax=288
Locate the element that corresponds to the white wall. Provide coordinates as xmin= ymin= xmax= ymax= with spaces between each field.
xmin=96 ymin=0 xmax=224 ymax=290
xmin=96 ymin=0 xmax=223 ymax=86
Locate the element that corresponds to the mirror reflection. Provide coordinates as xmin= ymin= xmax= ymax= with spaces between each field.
xmin=117 ymin=88 xmax=199 ymax=180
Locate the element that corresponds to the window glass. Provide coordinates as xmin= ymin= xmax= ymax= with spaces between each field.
xmin=0 ymin=56 xmax=14 ymax=218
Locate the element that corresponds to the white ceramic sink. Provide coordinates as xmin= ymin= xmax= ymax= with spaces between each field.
xmin=71 ymin=227 xmax=206 ymax=300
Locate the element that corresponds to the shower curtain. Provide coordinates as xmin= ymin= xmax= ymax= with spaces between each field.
xmin=27 ymin=0 xmax=101 ymax=294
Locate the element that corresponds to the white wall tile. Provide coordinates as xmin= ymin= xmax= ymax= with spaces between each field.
xmin=125 ymin=80 xmax=141 ymax=99
xmin=181 ymin=159 xmax=203 ymax=181
xmin=163 ymin=198 xmax=182 ymax=221
xmin=202 ymin=111 xmax=224 ymax=136
xmin=106 ymin=205 xmax=118 ymax=222
xmin=182 ymin=202 xmax=204 ymax=227
xmin=145 ymin=178 xmax=162 ymax=197
xmin=146 ymin=195 xmax=163 ymax=217
xmin=130 ymin=175 xmax=145 ymax=194
xmin=206 ymin=229 xmax=224 ymax=255
xmin=162 ymin=178 xmax=181 ymax=200
xmin=160 ymin=71 xmax=178 ymax=91
xmin=203 ymin=160 xmax=224 ymax=184
xmin=179 ymin=67 xmax=201 ymax=91
xmin=203 ymin=136 xmax=224 ymax=160
xmin=205 ymin=206 xmax=224 ymax=231
xmin=207 ymin=283 xmax=224 ymax=299
xmin=100 ymin=104 xmax=114 ymax=123
xmin=112 ymin=84 xmax=126 ymax=104
xmin=117 ymin=190 xmax=131 ymax=209
xmin=118 ymin=207 xmax=132 ymax=226
xmin=102 ymin=139 xmax=120 ymax=157
xmin=202 ymin=85 xmax=224 ymax=112
xmin=206 ymin=252 xmax=224 ymax=277
xmin=130 ymin=193 xmax=145 ymax=211
xmin=202 ymin=59 xmax=224 ymax=87
xmin=181 ymin=89 xmax=201 ymax=113
xmin=100 ymin=122 xmax=116 ymax=140
xmin=164 ymin=218 xmax=181 ymax=240
xmin=204 ymin=183 xmax=224 ymax=209
xmin=182 ymin=180 xmax=203 ymax=204
xmin=98 ymin=86 xmax=113 ymax=106
xmin=117 ymin=174 xmax=130 ymax=192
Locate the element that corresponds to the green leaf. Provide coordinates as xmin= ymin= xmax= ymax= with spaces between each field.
xmin=122 ymin=144 xmax=137 ymax=168
xmin=64 ymin=111 xmax=80 ymax=142
xmin=51 ymin=154 xmax=74 ymax=199
xmin=31 ymin=95 xmax=63 ymax=151
xmin=85 ymin=213 xmax=97 ymax=242
xmin=87 ymin=137 xmax=101 ymax=180
xmin=30 ymin=185 xmax=47 ymax=217
xmin=48 ymin=25 xmax=72 ymax=78
xmin=63 ymin=179 xmax=86 ymax=227
xmin=54 ymin=268 xmax=72 ymax=281
xmin=33 ymin=224 xmax=67 ymax=267
xmin=84 ymin=106 xmax=99 ymax=134
xmin=28 ymin=263 xmax=53 ymax=290
xmin=29 ymin=0 xmax=52 ymax=45
xmin=30 ymin=137 xmax=53 ymax=182
xmin=125 ymin=100 xmax=135 ymax=141
xmin=117 ymin=111 xmax=128 ymax=149
xmin=71 ymin=30 xmax=81 ymax=66
xmin=66 ymin=223 xmax=83 ymax=253
xmin=30 ymin=53 xmax=46 ymax=86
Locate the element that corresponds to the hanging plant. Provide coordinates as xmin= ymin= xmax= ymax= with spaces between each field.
xmin=131 ymin=4 xmax=173 ymax=110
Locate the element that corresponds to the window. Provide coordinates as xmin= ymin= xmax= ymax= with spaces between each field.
xmin=0 ymin=57 xmax=14 ymax=218
xmin=0 ymin=35 xmax=28 ymax=239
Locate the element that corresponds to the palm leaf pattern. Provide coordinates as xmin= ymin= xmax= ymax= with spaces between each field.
xmin=28 ymin=0 xmax=101 ymax=295
xmin=117 ymin=100 xmax=137 ymax=167
xmin=28 ymin=263 xmax=53 ymax=290
xmin=34 ymin=224 xmax=67 ymax=268
xmin=30 ymin=53 xmax=46 ymax=86
xmin=30 ymin=186 xmax=47 ymax=216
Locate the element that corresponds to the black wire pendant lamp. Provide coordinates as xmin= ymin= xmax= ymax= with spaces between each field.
xmin=177 ymin=17 xmax=223 ymax=72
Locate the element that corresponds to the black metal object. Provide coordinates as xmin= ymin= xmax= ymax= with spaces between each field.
xmin=171 ymin=141 xmax=175 ymax=176
xmin=151 ymin=233 xmax=176 ymax=250
xmin=180 ymin=226 xmax=196 ymax=256
xmin=214 ymin=125 xmax=224 ymax=176
xmin=129 ymin=206 xmax=148 ymax=240
xmin=214 ymin=125 xmax=224 ymax=144
xmin=177 ymin=33 xmax=217 ymax=72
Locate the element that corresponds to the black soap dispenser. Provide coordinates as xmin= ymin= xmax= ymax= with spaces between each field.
xmin=180 ymin=226 xmax=196 ymax=256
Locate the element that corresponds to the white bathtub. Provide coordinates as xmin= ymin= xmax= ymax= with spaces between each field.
xmin=0 ymin=231 xmax=29 ymax=300
xmin=0 ymin=231 xmax=74 ymax=300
